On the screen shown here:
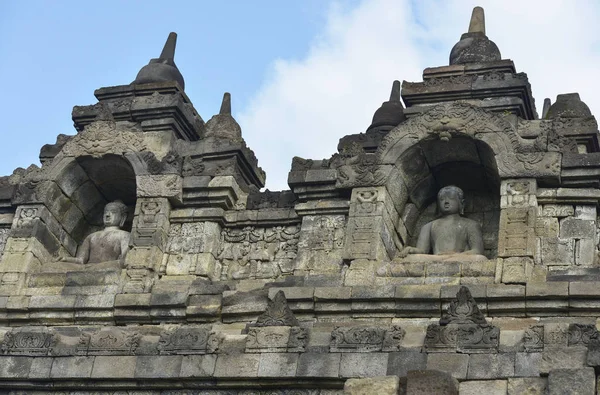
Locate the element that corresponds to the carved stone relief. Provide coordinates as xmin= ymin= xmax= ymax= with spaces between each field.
xmin=330 ymin=325 xmax=405 ymax=352
xmin=78 ymin=328 xmax=140 ymax=355
xmin=218 ymin=225 xmax=300 ymax=280
xmin=0 ymin=329 xmax=55 ymax=356
xmin=158 ymin=326 xmax=220 ymax=355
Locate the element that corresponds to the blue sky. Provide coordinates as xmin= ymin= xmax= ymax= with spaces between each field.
xmin=1 ymin=0 xmax=599 ymax=190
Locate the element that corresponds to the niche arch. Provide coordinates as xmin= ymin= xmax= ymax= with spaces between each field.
xmin=377 ymin=102 xmax=513 ymax=258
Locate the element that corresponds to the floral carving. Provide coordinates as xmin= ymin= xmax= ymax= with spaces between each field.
xmin=78 ymin=328 xmax=140 ymax=355
xmin=440 ymin=286 xmax=487 ymax=325
xmin=1 ymin=330 xmax=55 ymax=356
xmin=255 ymin=291 xmax=299 ymax=327
xmin=61 ymin=121 xmax=146 ymax=158
xmin=158 ymin=326 xmax=220 ymax=354
xmin=330 ymin=325 xmax=405 ymax=352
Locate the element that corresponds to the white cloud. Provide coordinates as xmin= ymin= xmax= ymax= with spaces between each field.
xmin=239 ymin=0 xmax=600 ymax=191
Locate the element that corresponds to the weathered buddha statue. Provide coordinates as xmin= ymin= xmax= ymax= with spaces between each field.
xmin=58 ymin=201 xmax=131 ymax=269
xmin=400 ymin=186 xmax=484 ymax=260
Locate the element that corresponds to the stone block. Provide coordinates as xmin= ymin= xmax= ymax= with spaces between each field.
xmin=339 ymin=353 xmax=388 ymax=377
xmin=559 ymin=218 xmax=595 ymax=239
xmin=575 ymin=205 xmax=596 ymax=220
xmin=179 ymin=354 xmax=217 ymax=377
xmin=114 ymin=293 xmax=151 ymax=307
xmin=507 ymin=378 xmax=547 ymax=395
xmin=187 ymin=294 xmax=221 ymax=317
xmin=467 ymin=353 xmax=515 ymax=379
xmin=214 ymin=353 xmax=260 ymax=377
xmin=91 ymin=356 xmax=136 ymax=378
xmin=134 ymin=355 xmax=182 ymax=378
xmin=535 ymin=217 xmax=559 ymax=237
xmin=460 ymin=380 xmax=507 ymax=395
xmin=344 ymin=376 xmax=400 ymax=395
xmin=539 ymin=237 xmax=574 ymax=265
xmin=258 ymin=353 xmax=299 ymax=377
xmin=28 ymin=357 xmax=52 ymax=379
xmin=426 ymin=353 xmax=469 ymax=379
xmin=387 ymin=351 xmax=427 ymax=377
xmin=297 ymin=352 xmax=341 ymax=377
xmin=540 ymin=349 xmax=586 ymax=374
xmin=0 ymin=356 xmax=32 ymax=378
xmin=575 ymin=238 xmax=596 ymax=266
xmin=50 ymin=356 xmax=94 ymax=378
xmin=548 ymin=368 xmax=595 ymax=395
xmin=570 ymin=281 xmax=600 ymax=297
xmin=405 ymin=369 xmax=459 ymax=395
xmin=526 ymin=282 xmax=568 ymax=298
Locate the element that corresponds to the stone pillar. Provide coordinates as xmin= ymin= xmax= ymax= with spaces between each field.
xmin=498 ymin=179 xmax=537 ymax=283
xmin=124 ymin=174 xmax=181 ymax=293
xmin=343 ymin=186 xmax=398 ymax=262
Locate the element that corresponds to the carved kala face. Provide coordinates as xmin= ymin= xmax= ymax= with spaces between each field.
xmin=103 ymin=204 xmax=125 ymax=227
xmin=438 ymin=189 xmax=462 ymax=215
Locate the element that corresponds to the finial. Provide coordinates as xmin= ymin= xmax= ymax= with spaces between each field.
xmin=220 ymin=92 xmax=231 ymax=115
xmin=390 ymin=80 xmax=401 ymax=102
xmin=159 ymin=32 xmax=177 ymax=61
xmin=542 ymin=98 xmax=551 ymax=119
xmin=468 ymin=7 xmax=486 ymax=35
xmin=132 ymin=32 xmax=185 ymax=90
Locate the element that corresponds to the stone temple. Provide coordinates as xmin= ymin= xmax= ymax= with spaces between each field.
xmin=0 ymin=6 xmax=599 ymax=394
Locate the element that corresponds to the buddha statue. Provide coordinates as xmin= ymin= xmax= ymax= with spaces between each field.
xmin=58 ymin=201 xmax=131 ymax=268
xmin=400 ymin=185 xmax=484 ymax=259
xmin=379 ymin=186 xmax=486 ymax=275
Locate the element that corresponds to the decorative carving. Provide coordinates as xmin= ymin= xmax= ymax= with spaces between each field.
xmin=424 ymin=323 xmax=498 ymax=352
xmin=136 ymin=174 xmax=182 ymax=198
xmin=498 ymin=207 xmax=536 ymax=257
xmin=167 ymin=223 xmax=205 ymax=254
xmin=158 ymin=326 xmax=220 ymax=354
xmin=16 ymin=206 xmax=38 ymax=228
xmin=245 ymin=326 xmax=307 ymax=352
xmin=140 ymin=151 xmax=182 ymax=174
xmin=218 ymin=225 xmax=300 ymax=280
xmin=78 ymin=328 xmax=140 ymax=355
xmin=1 ymin=329 xmax=55 ymax=356
xmin=255 ymin=290 xmax=299 ymax=327
xmin=568 ymin=324 xmax=599 ymax=346
xmin=306 ymin=216 xmax=345 ymax=253
xmin=61 ymin=121 xmax=146 ymax=158
xmin=0 ymin=228 xmax=10 ymax=257
xmin=330 ymin=325 xmax=405 ymax=352
xmin=422 ymin=75 xmax=474 ymax=87
xmin=336 ymin=144 xmax=387 ymax=188
xmin=440 ymin=286 xmax=487 ymax=325
xmin=291 ymin=156 xmax=314 ymax=171
xmin=523 ymin=325 xmax=544 ymax=352
xmin=182 ymin=156 xmax=206 ymax=176
xmin=377 ymin=102 xmax=527 ymax=168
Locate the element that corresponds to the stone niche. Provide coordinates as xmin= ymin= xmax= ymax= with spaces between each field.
xmin=401 ymin=136 xmax=500 ymax=258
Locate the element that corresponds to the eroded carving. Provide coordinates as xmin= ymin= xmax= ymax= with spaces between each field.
xmin=218 ymin=225 xmax=300 ymax=280
xmin=330 ymin=325 xmax=405 ymax=352
xmin=78 ymin=328 xmax=140 ymax=355
xmin=255 ymin=290 xmax=299 ymax=327
xmin=1 ymin=329 xmax=55 ymax=356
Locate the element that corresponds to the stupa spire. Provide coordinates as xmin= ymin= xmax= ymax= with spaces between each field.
xmin=449 ymin=6 xmax=501 ymax=65
xmin=220 ymin=92 xmax=232 ymax=115
xmin=468 ymin=6 xmax=485 ymax=34
xmin=132 ymin=32 xmax=185 ymax=90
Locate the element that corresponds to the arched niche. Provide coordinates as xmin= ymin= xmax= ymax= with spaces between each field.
xmin=392 ymin=135 xmax=500 ymax=258
xmin=53 ymin=154 xmax=136 ymax=243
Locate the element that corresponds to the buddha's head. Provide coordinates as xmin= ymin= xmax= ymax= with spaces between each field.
xmin=437 ymin=186 xmax=464 ymax=216
xmin=103 ymin=200 xmax=128 ymax=228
